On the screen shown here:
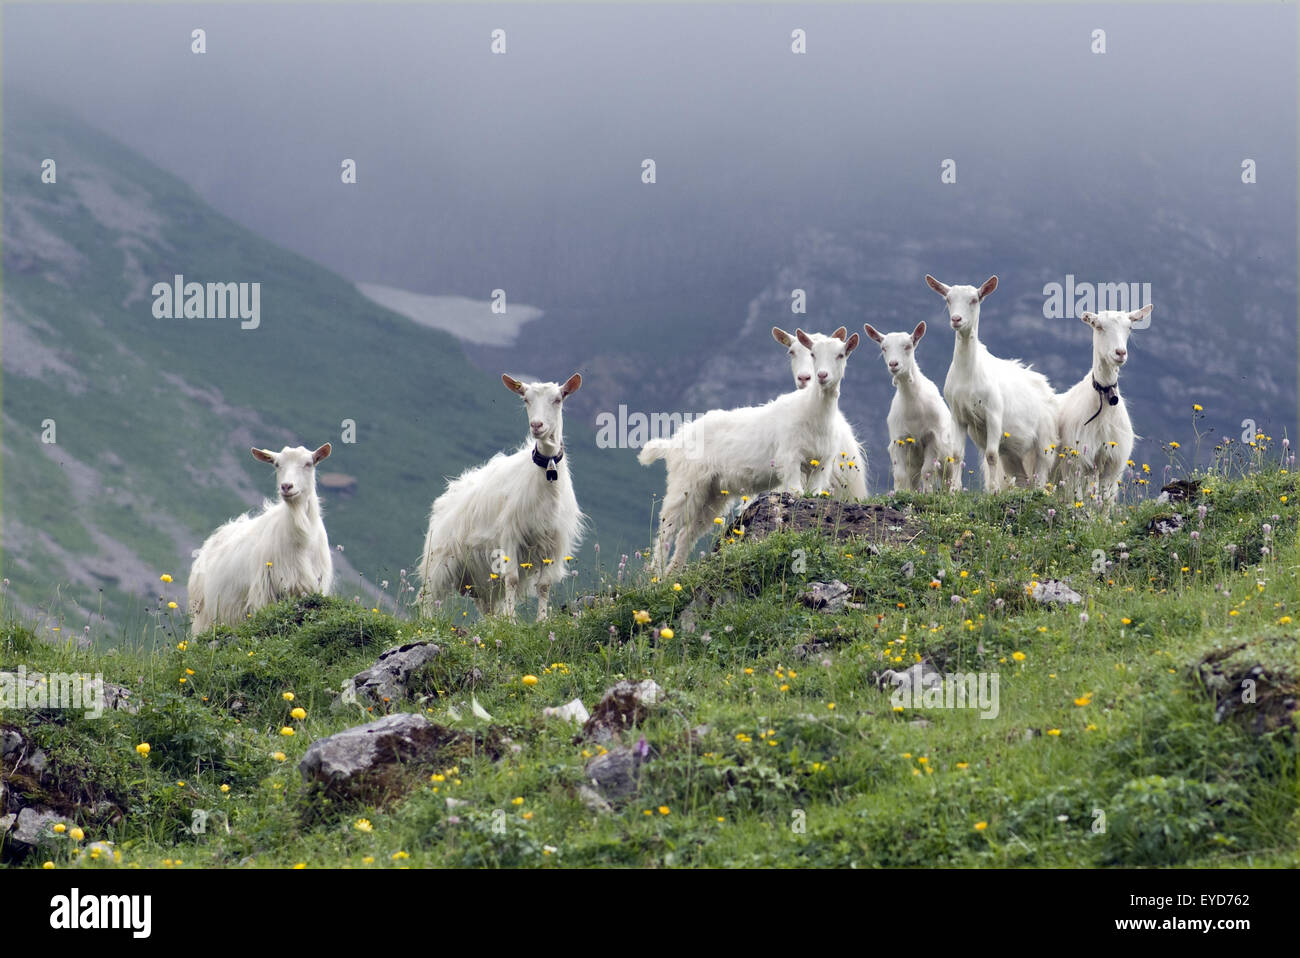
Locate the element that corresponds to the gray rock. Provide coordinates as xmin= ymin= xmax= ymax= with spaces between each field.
xmin=791 ymin=641 xmax=831 ymax=660
xmin=0 ymin=673 xmax=135 ymax=715
xmin=9 ymin=807 xmax=68 ymax=853
xmin=102 ymin=681 xmax=137 ymax=714
xmin=1 ymin=728 xmax=24 ymax=761
xmin=584 ymin=746 xmax=645 ymax=798
xmin=577 ymin=784 xmax=614 ymax=814
xmin=337 ymin=641 xmax=441 ymax=709
xmin=877 ymin=660 xmax=943 ymax=696
xmin=1147 ymin=513 xmax=1186 ymax=536
xmin=299 ymin=713 xmax=468 ymax=798
xmin=21 ymin=748 xmax=49 ymax=777
xmin=727 ymin=492 xmax=923 ymax=547
xmin=582 ymin=680 xmax=664 ymax=743
xmin=1028 ymin=579 xmax=1084 ymax=606
xmin=542 ymin=698 xmax=590 ymax=724
xmin=797 ymin=580 xmax=862 ymax=612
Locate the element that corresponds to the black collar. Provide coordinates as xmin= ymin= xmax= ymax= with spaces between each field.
xmin=1084 ymin=378 xmax=1120 ymax=425
xmin=532 ymin=444 xmax=563 ymax=480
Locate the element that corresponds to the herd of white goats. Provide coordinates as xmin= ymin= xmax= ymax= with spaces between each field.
xmin=186 ymin=275 xmax=1154 ymax=632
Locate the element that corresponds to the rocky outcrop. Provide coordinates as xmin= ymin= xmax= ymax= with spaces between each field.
xmin=726 ymin=493 xmax=922 ymax=547
xmin=299 ymin=712 xmax=498 ymax=805
xmin=336 ymin=641 xmax=441 ymax=709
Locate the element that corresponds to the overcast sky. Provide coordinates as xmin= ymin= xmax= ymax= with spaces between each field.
xmin=6 ymin=3 xmax=1294 ymax=303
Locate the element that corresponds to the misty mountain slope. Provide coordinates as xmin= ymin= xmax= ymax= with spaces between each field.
xmin=0 ymin=97 xmax=650 ymax=633
xmin=661 ymin=209 xmax=1297 ymax=491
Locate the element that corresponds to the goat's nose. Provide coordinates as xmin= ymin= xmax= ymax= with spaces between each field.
xmin=280 ymin=483 xmax=293 ymax=493
xmin=888 ymin=361 xmax=899 ymax=369
xmin=951 ymin=315 xmax=963 ymax=326
xmin=797 ymin=373 xmax=811 ymax=383
xmin=530 ymin=420 xmax=543 ymax=430
xmin=817 ymin=371 xmax=829 ymax=382
xmin=1115 ymin=348 xmax=1127 ymax=358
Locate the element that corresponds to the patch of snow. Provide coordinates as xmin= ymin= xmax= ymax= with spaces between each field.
xmin=356 ymin=282 xmax=543 ymax=346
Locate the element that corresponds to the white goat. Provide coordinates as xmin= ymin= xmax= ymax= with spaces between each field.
xmin=417 ymin=374 xmax=584 ymax=621
xmin=862 ymin=321 xmax=963 ymax=492
xmin=926 ymin=275 xmax=1058 ymax=490
xmin=187 ymin=443 xmax=334 ymax=635
xmin=772 ymin=326 xmax=869 ymax=499
xmin=1051 ymin=306 xmax=1152 ymax=509
xmin=641 ymin=330 xmax=860 ymax=573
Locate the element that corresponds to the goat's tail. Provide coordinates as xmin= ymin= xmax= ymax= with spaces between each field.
xmin=638 ymin=438 xmax=671 ymax=466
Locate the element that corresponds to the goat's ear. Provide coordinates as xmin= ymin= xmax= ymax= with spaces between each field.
xmin=830 ymin=326 xmax=848 ymax=341
xmin=1080 ymin=311 xmax=1099 ymax=328
xmin=862 ymin=323 xmax=884 ymax=344
xmin=1128 ymin=304 xmax=1153 ymax=325
xmin=312 ymin=443 xmax=332 ymax=464
xmin=502 ymin=374 xmax=526 ymax=396
xmin=925 ymin=275 xmax=949 ymax=296
xmin=251 ymin=448 xmax=276 ymax=465
xmin=561 ymin=373 xmax=582 ymax=398
xmin=771 ymin=326 xmax=795 ymax=347
xmin=978 ymin=275 xmax=998 ymax=300
xmin=795 ymin=329 xmax=815 ymax=351
xmin=912 ymin=321 xmax=927 ymax=344
xmin=844 ymin=332 xmax=860 ymax=355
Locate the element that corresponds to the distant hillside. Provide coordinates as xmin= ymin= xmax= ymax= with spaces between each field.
xmin=0 ymin=96 xmax=650 ymax=635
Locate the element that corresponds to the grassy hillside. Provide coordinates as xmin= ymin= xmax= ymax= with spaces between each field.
xmin=2 ymin=466 xmax=1294 ymax=869
xmin=1 ymin=94 xmax=651 ymax=633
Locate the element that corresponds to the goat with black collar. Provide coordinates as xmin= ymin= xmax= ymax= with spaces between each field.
xmin=417 ymin=373 xmax=585 ymax=621
xmin=1051 ymin=305 xmax=1153 ymax=512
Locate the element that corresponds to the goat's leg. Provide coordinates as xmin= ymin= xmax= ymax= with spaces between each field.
xmin=535 ymin=581 xmax=550 ymax=621
xmin=652 ymin=506 xmax=678 ymax=575
xmin=920 ymin=439 xmax=944 ymax=493
xmin=778 ymin=457 xmax=807 ymax=495
xmin=945 ymin=457 xmax=963 ymax=493
xmin=888 ymin=443 xmax=908 ymax=493
xmin=666 ymin=524 xmax=696 ymax=574
xmin=981 ymin=414 xmax=1006 ymax=491
xmin=497 ymin=541 xmax=520 ymax=620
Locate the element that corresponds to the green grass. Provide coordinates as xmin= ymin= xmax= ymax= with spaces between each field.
xmin=1 ymin=468 xmax=1296 ymax=869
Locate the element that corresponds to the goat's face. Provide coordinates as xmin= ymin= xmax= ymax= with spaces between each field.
xmin=251 ymin=443 xmax=330 ymax=505
xmin=926 ymin=275 xmax=997 ymax=337
xmin=1082 ymin=305 xmax=1151 ymax=369
xmin=796 ymin=328 xmax=858 ymax=389
xmin=864 ymin=322 xmax=926 ymax=380
xmin=776 ymin=327 xmax=847 ymax=389
xmin=503 ymin=373 xmax=582 ymax=443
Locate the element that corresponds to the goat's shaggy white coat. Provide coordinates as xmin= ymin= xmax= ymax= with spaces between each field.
xmin=926 ymin=275 xmax=1059 ymax=490
xmin=1051 ymin=306 xmax=1152 ymax=509
xmin=417 ymin=374 xmax=584 ymax=621
xmin=641 ymin=330 xmax=860 ymax=573
xmin=772 ymin=326 xmax=869 ymax=499
xmin=863 ymin=321 xmax=964 ymax=492
xmin=187 ymin=443 xmax=334 ymax=635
